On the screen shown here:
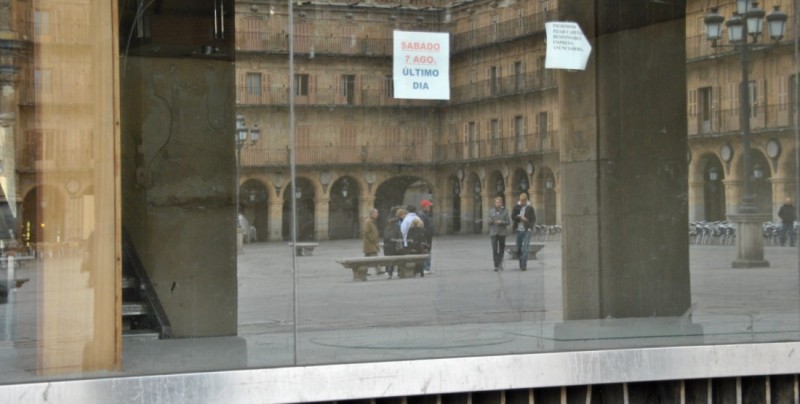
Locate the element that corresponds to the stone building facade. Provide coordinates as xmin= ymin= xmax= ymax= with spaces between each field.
xmin=234 ymin=0 xmax=561 ymax=241
xmin=234 ymin=0 xmax=797 ymax=243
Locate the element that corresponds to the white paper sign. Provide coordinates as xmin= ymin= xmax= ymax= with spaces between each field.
xmin=545 ymin=22 xmax=592 ymax=71
xmin=393 ymin=31 xmax=450 ymax=100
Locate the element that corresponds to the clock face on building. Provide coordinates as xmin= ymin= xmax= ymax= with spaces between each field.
xmin=766 ymin=139 xmax=781 ymax=159
xmin=720 ymin=143 xmax=733 ymax=162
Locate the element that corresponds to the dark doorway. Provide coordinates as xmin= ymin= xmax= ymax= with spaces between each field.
xmin=374 ymin=175 xmax=430 ymax=234
xmin=703 ymin=158 xmax=726 ymax=221
xmin=283 ymin=178 xmax=315 ymax=241
xmin=329 ymin=177 xmax=360 ymax=239
xmin=451 ymin=177 xmax=461 ymax=234
xmin=241 ymin=180 xmax=269 ymax=242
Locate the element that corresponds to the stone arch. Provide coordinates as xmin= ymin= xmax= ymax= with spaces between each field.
xmin=373 ymin=175 xmax=432 ymax=233
xmin=511 ymin=168 xmax=530 ymax=196
xmin=282 ymin=176 xmax=317 ymax=241
xmin=699 ymin=153 xmax=726 ymax=222
xmin=21 ymin=183 xmax=66 ymax=244
xmin=240 ymin=178 xmax=269 ymax=242
xmin=488 ymin=170 xmax=505 ymax=203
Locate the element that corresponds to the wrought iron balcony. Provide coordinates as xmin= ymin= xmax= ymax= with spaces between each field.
xmin=235 ymin=9 xmax=557 ymax=56
xmin=450 ymin=71 xmax=557 ymax=103
xmin=237 ymin=86 xmax=441 ymax=107
xmin=238 ymin=131 xmax=558 ymax=168
xmin=450 ymin=9 xmax=557 ymax=53
xmin=688 ymin=103 xmax=796 ymax=137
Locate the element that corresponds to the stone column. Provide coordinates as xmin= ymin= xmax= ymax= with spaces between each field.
xmin=771 ymin=177 xmax=795 ymax=214
xmin=688 ymin=181 xmax=705 ymax=222
xmin=460 ymin=193 xmax=472 ymax=235
xmin=268 ymin=198 xmax=283 ymax=241
xmin=558 ymin=1 xmax=690 ymax=320
xmin=729 ymin=212 xmax=771 ymax=267
xmin=724 ymin=179 xmax=742 ymax=219
xmin=481 ymin=190 xmax=491 ymax=234
xmin=314 ymin=196 xmax=330 ymax=241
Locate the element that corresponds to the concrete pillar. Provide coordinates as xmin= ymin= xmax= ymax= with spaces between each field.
xmin=268 ymin=199 xmax=283 ymax=241
xmin=122 ymin=57 xmax=237 ymax=337
xmin=558 ymin=1 xmax=690 ymax=320
xmin=314 ymin=196 xmax=330 ymax=240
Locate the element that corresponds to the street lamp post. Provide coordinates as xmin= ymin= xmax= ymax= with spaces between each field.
xmin=704 ymin=1 xmax=787 ymax=268
xmin=235 ymin=115 xmax=260 ymax=215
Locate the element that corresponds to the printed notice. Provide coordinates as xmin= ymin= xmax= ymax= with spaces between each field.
xmin=393 ymin=30 xmax=450 ymax=100
xmin=545 ymin=22 xmax=592 ymax=71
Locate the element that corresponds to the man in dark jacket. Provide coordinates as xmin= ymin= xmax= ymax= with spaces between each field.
xmin=418 ymin=199 xmax=434 ymax=274
xmin=511 ymin=192 xmax=536 ymax=271
xmin=778 ymin=198 xmax=796 ymax=247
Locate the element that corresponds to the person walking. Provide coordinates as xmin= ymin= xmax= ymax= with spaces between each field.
xmin=778 ymin=198 xmax=797 ymax=247
xmin=511 ymin=192 xmax=535 ymax=271
xmin=362 ymin=208 xmax=382 ymax=275
xmin=488 ymin=196 xmax=510 ymax=271
xmin=418 ymin=199 xmax=434 ymax=275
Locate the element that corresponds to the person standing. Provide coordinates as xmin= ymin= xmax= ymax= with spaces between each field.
xmin=362 ymin=208 xmax=382 ymax=275
xmin=488 ymin=196 xmax=510 ymax=271
xmin=418 ymin=199 xmax=434 ymax=274
xmin=778 ymin=198 xmax=797 ymax=247
xmin=405 ymin=217 xmax=429 ymax=277
xmin=400 ymin=205 xmax=419 ymax=248
xmin=511 ymin=192 xmax=535 ymax=271
xmin=382 ymin=208 xmax=404 ymax=279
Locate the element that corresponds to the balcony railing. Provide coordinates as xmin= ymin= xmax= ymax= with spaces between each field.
xmin=239 ymin=144 xmax=436 ymax=167
xmin=17 ymin=78 xmax=93 ymax=106
xmin=688 ymin=103 xmax=795 ymax=137
xmin=237 ymin=32 xmax=395 ymax=56
xmin=238 ymin=131 xmax=558 ymax=168
xmin=237 ymin=86 xmax=441 ymax=107
xmin=18 ymin=149 xmax=94 ymax=171
xmin=235 ymin=9 xmax=557 ymax=56
xmin=237 ymin=72 xmax=555 ymax=107
xmin=436 ymin=131 xmax=559 ymax=162
xmin=17 ymin=20 xmax=91 ymax=45
xmin=451 ymin=9 xmax=557 ymax=53
xmin=451 ymin=71 xmax=557 ymax=102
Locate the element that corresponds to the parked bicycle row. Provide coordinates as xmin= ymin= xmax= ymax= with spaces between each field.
xmin=689 ymin=221 xmax=799 ymax=246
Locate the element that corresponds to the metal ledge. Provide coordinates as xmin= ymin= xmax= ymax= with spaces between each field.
xmin=1 ymin=342 xmax=800 ymax=403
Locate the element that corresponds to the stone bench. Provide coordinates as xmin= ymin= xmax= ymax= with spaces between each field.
xmin=336 ymin=254 xmax=430 ymax=281
xmin=505 ymin=243 xmax=545 ymax=260
xmin=288 ymin=242 xmax=319 ymax=256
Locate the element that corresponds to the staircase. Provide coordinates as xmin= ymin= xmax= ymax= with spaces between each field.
xmin=122 ymin=230 xmax=171 ymax=341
